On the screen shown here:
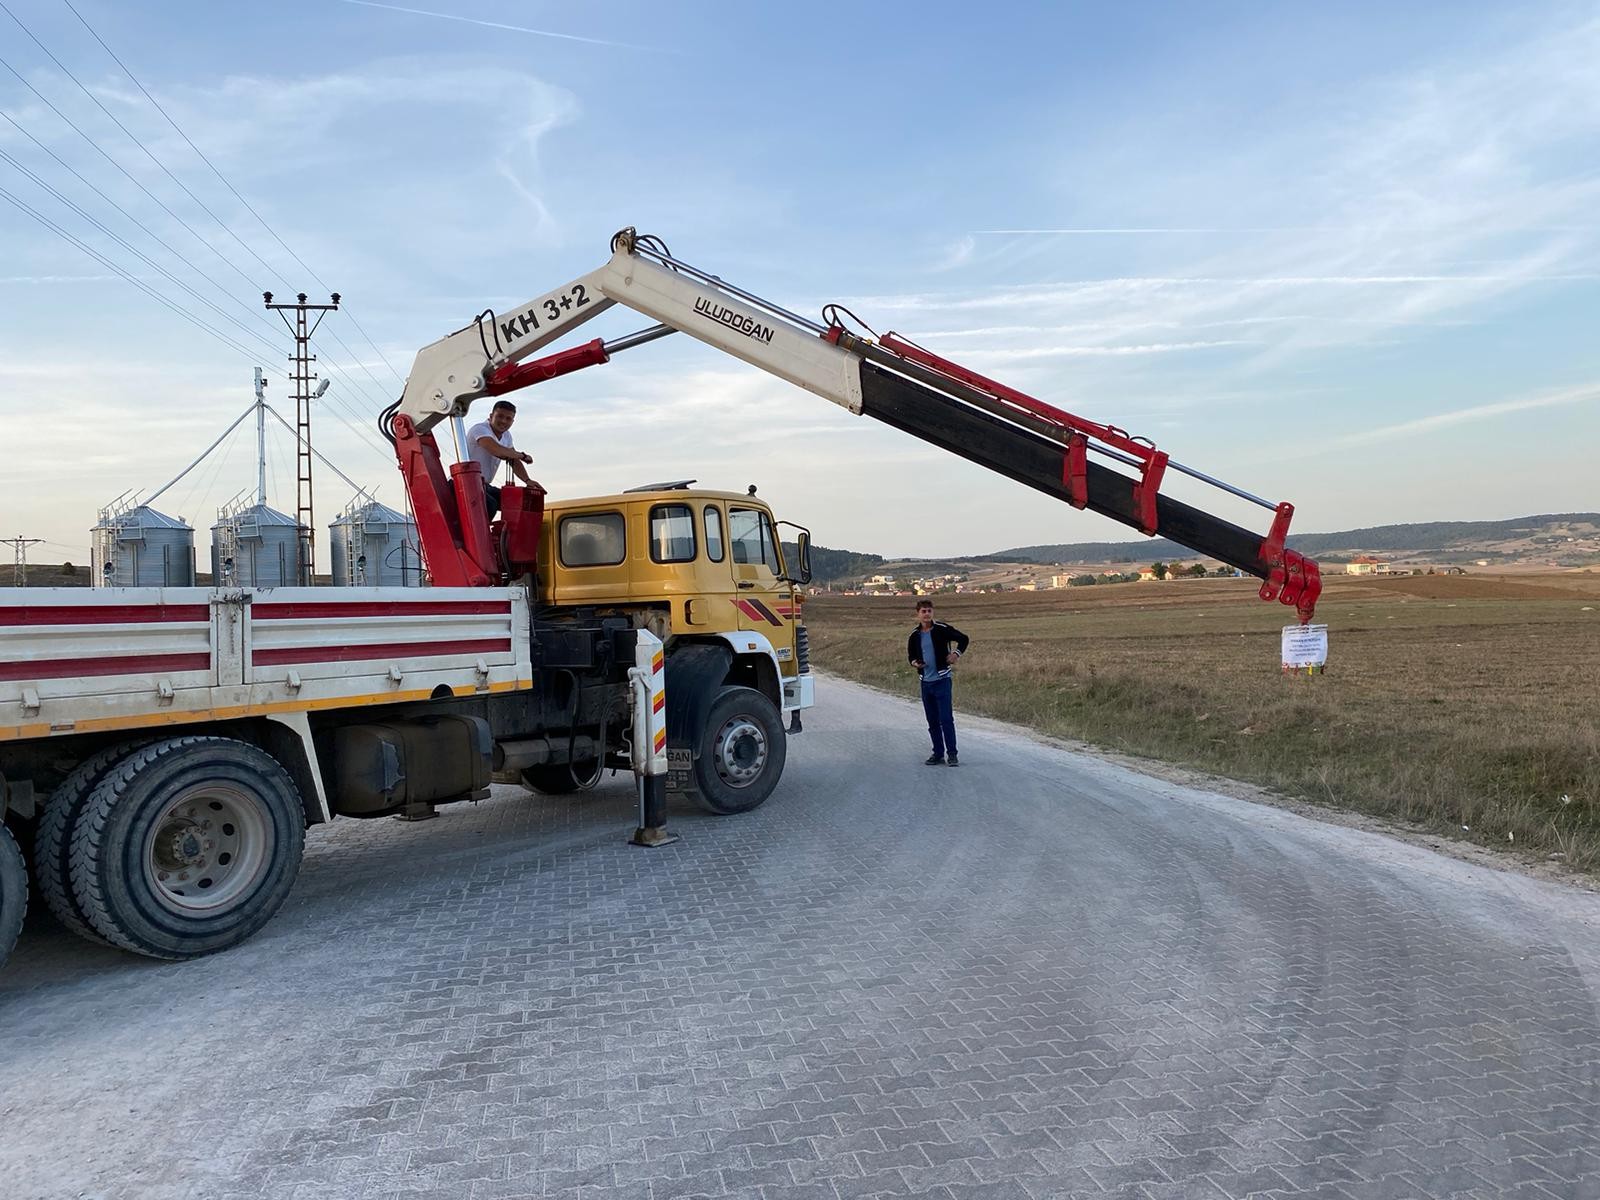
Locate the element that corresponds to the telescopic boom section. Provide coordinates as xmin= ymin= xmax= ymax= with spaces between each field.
xmin=392 ymin=228 xmax=1321 ymax=619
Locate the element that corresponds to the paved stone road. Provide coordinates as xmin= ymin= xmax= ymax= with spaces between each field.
xmin=3 ymin=676 xmax=1599 ymax=1200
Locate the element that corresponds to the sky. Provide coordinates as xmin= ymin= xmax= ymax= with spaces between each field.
xmin=2 ymin=0 xmax=1598 ymax=569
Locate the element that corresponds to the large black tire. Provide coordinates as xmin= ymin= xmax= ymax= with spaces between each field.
xmin=693 ymin=686 xmax=787 ymax=815
xmin=68 ymin=736 xmax=306 ymax=960
xmin=33 ymin=740 xmax=152 ymax=946
xmin=0 ymin=822 xmax=26 ymax=969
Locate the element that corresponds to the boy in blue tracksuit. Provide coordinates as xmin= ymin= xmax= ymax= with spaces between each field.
xmin=907 ymin=599 xmax=971 ymax=766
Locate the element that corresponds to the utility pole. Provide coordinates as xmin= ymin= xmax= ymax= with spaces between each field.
xmin=253 ymin=367 xmax=268 ymax=507
xmin=264 ymin=290 xmax=339 ymax=583
xmin=2 ymin=536 xmax=44 ymax=586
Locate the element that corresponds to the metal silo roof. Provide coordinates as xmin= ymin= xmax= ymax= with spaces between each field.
xmin=212 ymin=503 xmax=301 ymax=531
xmin=331 ymin=500 xmax=412 ymax=527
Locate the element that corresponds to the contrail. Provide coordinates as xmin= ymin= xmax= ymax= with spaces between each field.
xmin=1330 ymin=381 xmax=1600 ymax=447
xmin=338 ymin=0 xmax=669 ymax=52
xmin=975 ymin=228 xmax=1347 ymax=234
xmin=975 ymin=227 xmax=1600 ymax=235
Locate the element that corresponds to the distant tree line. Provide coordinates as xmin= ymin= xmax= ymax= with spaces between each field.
xmin=781 ymin=543 xmax=885 ymax=584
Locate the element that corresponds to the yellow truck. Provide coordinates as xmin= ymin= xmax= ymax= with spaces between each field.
xmin=530 ymin=483 xmax=812 ymax=810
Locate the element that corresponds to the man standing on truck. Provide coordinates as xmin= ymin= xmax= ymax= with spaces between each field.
xmin=467 ymin=399 xmax=535 ymax=518
xmin=908 ymin=598 xmax=970 ymax=766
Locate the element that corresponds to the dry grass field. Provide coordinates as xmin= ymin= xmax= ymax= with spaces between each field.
xmin=805 ymin=571 xmax=1600 ymax=872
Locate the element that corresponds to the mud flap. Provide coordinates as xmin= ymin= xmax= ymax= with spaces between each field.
xmin=662 ymin=642 xmax=731 ymax=805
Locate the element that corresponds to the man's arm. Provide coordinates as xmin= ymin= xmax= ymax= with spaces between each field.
xmin=475 ymin=435 xmax=532 ymax=465
xmin=944 ymin=623 xmax=970 ymax=662
xmin=908 ymin=631 xmax=923 ymax=667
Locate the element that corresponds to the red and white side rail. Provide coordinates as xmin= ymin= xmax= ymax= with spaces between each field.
xmin=1 ymin=588 xmax=533 ymax=814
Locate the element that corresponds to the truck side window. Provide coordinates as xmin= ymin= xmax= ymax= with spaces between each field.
xmin=704 ymin=506 xmax=725 ymax=563
xmin=650 ymin=504 xmax=696 ymax=563
xmin=729 ymin=507 xmax=782 ymax=575
xmin=559 ymin=512 xmax=625 ymax=567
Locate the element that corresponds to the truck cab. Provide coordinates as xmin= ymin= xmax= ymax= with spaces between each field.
xmin=539 ymin=484 xmax=813 ymax=710
xmin=535 ymin=484 xmax=814 ymax=807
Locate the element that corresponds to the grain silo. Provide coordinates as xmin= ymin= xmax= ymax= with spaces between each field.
xmin=329 ymin=499 xmax=422 ymax=587
xmin=211 ymin=500 xmax=308 ymax=587
xmin=91 ymin=500 xmax=196 ymax=588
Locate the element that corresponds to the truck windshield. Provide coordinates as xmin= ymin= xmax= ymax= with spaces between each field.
xmin=728 ymin=507 xmax=781 ymax=574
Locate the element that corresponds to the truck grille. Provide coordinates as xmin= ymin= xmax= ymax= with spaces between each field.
xmin=796 ymin=624 xmax=811 ymax=674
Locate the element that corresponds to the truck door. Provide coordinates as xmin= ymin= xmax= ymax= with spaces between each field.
xmin=726 ymin=505 xmax=791 ymax=648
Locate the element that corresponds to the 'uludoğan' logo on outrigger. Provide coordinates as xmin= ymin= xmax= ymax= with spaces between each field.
xmin=694 ymin=296 xmax=775 ymax=344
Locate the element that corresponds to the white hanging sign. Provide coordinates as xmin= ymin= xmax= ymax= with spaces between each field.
xmin=1281 ymin=624 xmax=1328 ymax=674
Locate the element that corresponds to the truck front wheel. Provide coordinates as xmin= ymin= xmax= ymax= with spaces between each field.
xmin=693 ymin=686 xmax=787 ymax=815
xmin=0 ymin=822 xmax=26 ymax=969
xmin=68 ymin=737 xmax=306 ymax=960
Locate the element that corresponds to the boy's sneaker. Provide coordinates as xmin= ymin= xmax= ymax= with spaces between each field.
xmin=947 ymin=754 xmax=960 ymax=767
xmin=924 ymin=753 xmax=945 ymax=766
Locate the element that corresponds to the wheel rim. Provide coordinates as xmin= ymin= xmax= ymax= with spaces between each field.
xmin=712 ymin=715 xmax=768 ymax=789
xmin=143 ymin=783 xmax=273 ymax=914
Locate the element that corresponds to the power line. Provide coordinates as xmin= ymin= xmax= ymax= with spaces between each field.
xmin=0 ymin=183 xmax=287 ymax=370
xmin=318 ymin=327 xmax=405 ymax=400
xmin=0 ymin=109 xmax=391 ymax=445
xmin=0 ymin=146 xmax=289 ymax=366
xmin=2 ymin=5 xmax=398 ymax=462
xmin=315 ymin=386 xmax=395 ymax=461
xmin=57 ymin=0 xmax=409 ymax=390
xmin=3 ymin=22 xmax=389 ymax=404
xmin=0 ymin=52 xmax=265 ymax=298
xmin=0 ymin=107 xmax=307 ymax=369
xmin=0 ymin=0 xmax=285 ymax=292
xmin=334 ymin=308 xmax=407 ymax=390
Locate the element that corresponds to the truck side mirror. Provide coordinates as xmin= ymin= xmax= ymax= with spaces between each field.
xmin=777 ymin=521 xmax=813 ymax=586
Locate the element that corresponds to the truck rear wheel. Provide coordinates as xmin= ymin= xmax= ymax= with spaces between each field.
xmin=693 ymin=686 xmax=786 ymax=815
xmin=1 ymin=822 xmax=26 ymax=969
xmin=33 ymin=740 xmax=151 ymax=947
xmin=68 ymin=737 xmax=306 ymax=960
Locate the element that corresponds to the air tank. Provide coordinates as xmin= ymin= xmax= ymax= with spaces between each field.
xmin=329 ymin=500 xmax=422 ymax=587
xmin=91 ymin=504 xmax=196 ymax=588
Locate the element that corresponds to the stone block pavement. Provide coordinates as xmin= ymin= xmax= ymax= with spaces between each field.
xmin=2 ymin=676 xmax=1598 ymax=1199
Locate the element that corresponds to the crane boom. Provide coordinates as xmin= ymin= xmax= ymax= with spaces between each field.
xmin=390 ymin=228 xmax=1322 ymax=619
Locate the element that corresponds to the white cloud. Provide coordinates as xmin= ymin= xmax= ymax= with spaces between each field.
xmin=929 ymin=235 xmax=976 ymax=272
xmin=872 ymin=14 xmax=1600 ymax=382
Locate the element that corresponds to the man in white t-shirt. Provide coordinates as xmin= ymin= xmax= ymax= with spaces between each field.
xmin=465 ymin=399 xmax=534 ymax=518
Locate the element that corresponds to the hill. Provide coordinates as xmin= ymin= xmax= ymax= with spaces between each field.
xmin=782 ymin=543 xmax=886 ymax=585
xmin=993 ymin=513 xmax=1600 ymax=567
